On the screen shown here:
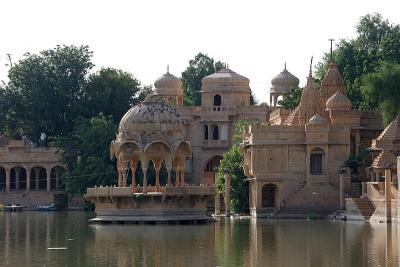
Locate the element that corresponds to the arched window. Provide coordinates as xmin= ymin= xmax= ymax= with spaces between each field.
xmin=213 ymin=94 xmax=222 ymax=106
xmin=203 ymin=125 xmax=209 ymax=140
xmin=212 ymin=125 xmax=219 ymax=140
xmin=310 ymin=148 xmax=324 ymax=175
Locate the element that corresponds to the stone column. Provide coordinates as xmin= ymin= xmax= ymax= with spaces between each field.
xmin=385 ymin=169 xmax=392 ymax=223
xmin=225 ymin=173 xmax=231 ymax=217
xmin=26 ymin=168 xmax=31 ymax=192
xmin=35 ymin=168 xmax=40 ymax=190
xmin=339 ymin=173 xmax=345 ymax=210
xmin=142 ymin=168 xmax=147 ymax=193
xmin=167 ymin=168 xmax=171 ymax=186
xmin=181 ymin=167 xmax=185 ymax=186
xmin=154 ymin=159 xmax=161 ymax=190
xmin=175 ymin=167 xmax=181 ymax=187
xmin=130 ymin=162 xmax=137 ymax=187
xmin=215 ymin=190 xmax=221 ymax=215
xmin=46 ymin=168 xmax=51 ymax=192
xmin=15 ymin=168 xmax=20 ymax=191
xmin=5 ymin=168 xmax=10 ymax=192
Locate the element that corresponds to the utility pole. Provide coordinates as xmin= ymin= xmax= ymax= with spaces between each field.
xmin=6 ymin=53 xmax=13 ymax=67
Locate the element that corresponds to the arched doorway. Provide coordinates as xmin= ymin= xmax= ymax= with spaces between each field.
xmin=10 ymin=167 xmax=27 ymax=191
xmin=262 ymin=183 xmax=277 ymax=208
xmin=51 ymin=166 xmax=65 ymax=190
xmin=203 ymin=155 xmax=223 ymax=185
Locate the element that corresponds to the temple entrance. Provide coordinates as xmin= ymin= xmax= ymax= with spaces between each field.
xmin=203 ymin=155 xmax=223 ymax=185
xmin=262 ymin=184 xmax=277 ymax=208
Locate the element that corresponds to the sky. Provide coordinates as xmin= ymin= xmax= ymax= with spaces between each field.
xmin=1 ymin=0 xmax=399 ymax=104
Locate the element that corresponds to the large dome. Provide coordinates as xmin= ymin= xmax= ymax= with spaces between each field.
xmin=118 ymin=95 xmax=184 ymax=143
xmin=154 ymin=71 xmax=183 ymax=96
xmin=270 ymin=64 xmax=300 ymax=93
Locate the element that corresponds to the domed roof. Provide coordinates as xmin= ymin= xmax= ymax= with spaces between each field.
xmin=325 ymin=90 xmax=352 ymax=111
xmin=270 ymin=64 xmax=300 ymax=93
xmin=308 ymin=113 xmax=325 ymax=125
xmin=118 ymin=94 xmax=183 ymax=137
xmin=201 ymin=67 xmax=251 ymax=92
xmin=154 ymin=71 xmax=183 ymax=96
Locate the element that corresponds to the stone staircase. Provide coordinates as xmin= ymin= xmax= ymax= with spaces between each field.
xmin=352 ymin=198 xmax=375 ymax=220
xmin=284 ymin=106 xmax=300 ymax=125
xmin=281 ymin=184 xmax=340 ymax=214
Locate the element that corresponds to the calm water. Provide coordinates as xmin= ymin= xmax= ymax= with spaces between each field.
xmin=0 ymin=212 xmax=399 ymax=267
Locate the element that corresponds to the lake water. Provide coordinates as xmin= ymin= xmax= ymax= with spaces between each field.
xmin=0 ymin=212 xmax=398 ymax=267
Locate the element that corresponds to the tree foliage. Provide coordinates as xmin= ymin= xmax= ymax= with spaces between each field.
xmin=315 ymin=13 xmax=400 ymax=118
xmin=181 ymin=53 xmax=224 ymax=106
xmin=216 ymin=119 xmax=251 ymax=214
xmin=361 ymin=62 xmax=400 ymax=124
xmin=277 ymin=87 xmax=302 ymax=110
xmin=57 ymin=114 xmax=117 ymax=195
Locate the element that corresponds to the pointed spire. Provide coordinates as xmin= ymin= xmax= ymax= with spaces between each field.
xmin=284 ymin=62 xmax=287 ymax=70
xmin=167 ymin=64 xmax=170 ymax=73
xmin=309 ymin=56 xmax=313 ymax=77
xmin=328 ymin=38 xmax=335 ymax=63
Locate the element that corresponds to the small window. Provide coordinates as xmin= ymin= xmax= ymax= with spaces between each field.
xmin=213 ymin=94 xmax=222 ymax=106
xmin=212 ymin=125 xmax=219 ymax=140
xmin=310 ymin=148 xmax=324 ymax=175
xmin=203 ymin=125 xmax=209 ymax=140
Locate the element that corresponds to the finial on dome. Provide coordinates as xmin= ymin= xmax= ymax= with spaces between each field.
xmin=309 ymin=56 xmax=313 ymax=77
xmin=328 ymin=38 xmax=335 ymax=63
xmin=167 ymin=64 xmax=170 ymax=73
xmin=284 ymin=62 xmax=287 ymax=70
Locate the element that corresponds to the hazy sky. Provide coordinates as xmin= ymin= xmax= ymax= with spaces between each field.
xmin=1 ymin=0 xmax=399 ymax=103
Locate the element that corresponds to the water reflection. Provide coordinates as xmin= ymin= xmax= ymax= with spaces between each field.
xmin=0 ymin=212 xmax=399 ymax=266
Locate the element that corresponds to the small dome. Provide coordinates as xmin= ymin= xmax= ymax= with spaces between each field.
xmin=308 ymin=113 xmax=325 ymax=125
xmin=270 ymin=64 xmax=300 ymax=93
xmin=154 ymin=72 xmax=183 ymax=96
xmin=118 ymin=94 xmax=183 ymax=138
xmin=325 ymin=91 xmax=352 ymax=111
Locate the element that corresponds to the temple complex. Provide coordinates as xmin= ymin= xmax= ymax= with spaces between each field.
xmin=242 ymin=63 xmax=383 ymax=217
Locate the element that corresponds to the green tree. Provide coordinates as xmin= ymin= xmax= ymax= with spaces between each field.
xmin=361 ymin=62 xmax=400 ymax=124
xmin=81 ymin=68 xmax=146 ymax=123
xmin=277 ymin=87 xmax=302 ymax=110
xmin=216 ymin=119 xmax=251 ymax=214
xmin=181 ymin=53 xmax=224 ymax=106
xmin=57 ymin=114 xmax=117 ymax=195
xmin=315 ymin=13 xmax=400 ymax=111
xmin=6 ymin=45 xmax=94 ymax=139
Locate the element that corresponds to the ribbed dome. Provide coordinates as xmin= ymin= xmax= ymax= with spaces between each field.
xmin=270 ymin=64 xmax=300 ymax=93
xmin=325 ymin=91 xmax=352 ymax=111
xmin=308 ymin=113 xmax=325 ymax=125
xmin=154 ymin=72 xmax=183 ymax=96
xmin=118 ymin=95 xmax=183 ymax=137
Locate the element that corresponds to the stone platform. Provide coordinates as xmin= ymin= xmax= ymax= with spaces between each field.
xmin=85 ymin=185 xmax=215 ymax=223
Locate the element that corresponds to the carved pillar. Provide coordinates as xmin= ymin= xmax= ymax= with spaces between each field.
xmin=167 ymin=168 xmax=171 ymax=186
xmin=142 ymin=168 xmax=147 ymax=193
xmin=225 ymin=173 xmax=231 ymax=217
xmin=26 ymin=168 xmax=31 ymax=192
xmin=46 ymin=168 xmax=51 ymax=192
xmin=270 ymin=94 xmax=273 ymax=108
xmin=34 ymin=168 xmax=40 ymax=190
xmin=385 ymin=169 xmax=392 ymax=223
xmin=181 ymin=167 xmax=185 ymax=186
xmin=175 ymin=166 xmax=180 ymax=187
xmin=154 ymin=159 xmax=162 ymax=190
xmin=130 ymin=161 xmax=137 ymax=187
xmin=5 ymin=168 xmax=10 ymax=192
xmin=339 ymin=173 xmax=345 ymax=210
xmin=15 ymin=168 xmax=20 ymax=191
xmin=215 ymin=190 xmax=221 ymax=215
